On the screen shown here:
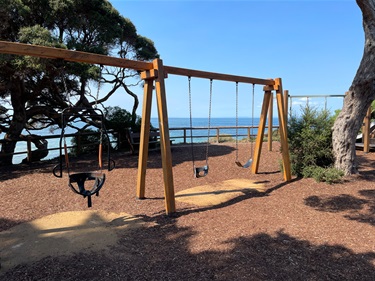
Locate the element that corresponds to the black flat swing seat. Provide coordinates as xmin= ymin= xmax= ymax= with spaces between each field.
xmin=68 ymin=172 xmax=106 ymax=207
xmin=194 ymin=165 xmax=209 ymax=178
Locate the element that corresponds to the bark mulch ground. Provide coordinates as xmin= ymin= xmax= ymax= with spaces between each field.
xmin=0 ymin=142 xmax=374 ymax=280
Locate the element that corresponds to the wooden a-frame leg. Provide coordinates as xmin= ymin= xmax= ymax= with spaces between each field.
xmin=274 ymin=78 xmax=292 ymax=181
xmin=136 ymin=77 xmax=153 ymax=199
xmin=153 ymin=59 xmax=176 ymax=215
xmin=252 ymin=89 xmax=272 ymax=174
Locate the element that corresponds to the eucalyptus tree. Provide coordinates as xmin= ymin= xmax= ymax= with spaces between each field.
xmin=0 ymin=0 xmax=158 ymax=165
xmin=332 ymin=0 xmax=375 ymax=175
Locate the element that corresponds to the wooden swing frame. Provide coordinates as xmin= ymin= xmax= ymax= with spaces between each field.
xmin=0 ymin=41 xmax=291 ymax=215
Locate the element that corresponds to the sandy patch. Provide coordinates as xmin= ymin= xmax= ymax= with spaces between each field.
xmin=0 ymin=210 xmax=142 ymax=273
xmin=175 ymin=178 xmax=266 ymax=207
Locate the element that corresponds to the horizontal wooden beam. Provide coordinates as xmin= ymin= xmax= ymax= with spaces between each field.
xmin=0 ymin=41 xmax=275 ymax=86
xmin=164 ymin=65 xmax=275 ymax=86
xmin=0 ymin=41 xmax=153 ymax=71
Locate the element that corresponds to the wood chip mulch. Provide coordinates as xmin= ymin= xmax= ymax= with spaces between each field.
xmin=1 ymin=142 xmax=374 ymax=280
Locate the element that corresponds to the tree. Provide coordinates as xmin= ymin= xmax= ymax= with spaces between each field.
xmin=0 ymin=0 xmax=159 ymax=165
xmin=332 ymin=0 xmax=375 ymax=175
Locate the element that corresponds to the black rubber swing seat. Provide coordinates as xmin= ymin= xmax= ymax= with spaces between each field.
xmin=194 ymin=165 xmax=209 ymax=178
xmin=68 ymin=172 xmax=106 ymax=207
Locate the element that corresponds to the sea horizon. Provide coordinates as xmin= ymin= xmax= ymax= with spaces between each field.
xmin=2 ymin=117 xmax=279 ymax=164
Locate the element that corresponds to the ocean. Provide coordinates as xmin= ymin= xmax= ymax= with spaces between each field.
xmin=3 ymin=117 xmax=279 ymax=164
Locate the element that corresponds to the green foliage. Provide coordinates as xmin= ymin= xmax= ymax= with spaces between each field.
xmin=302 ymin=166 xmax=344 ymax=184
xmin=105 ymin=106 xmax=141 ymax=131
xmin=104 ymin=106 xmax=142 ymax=150
xmin=209 ymin=134 xmax=235 ymax=143
xmin=135 ymin=36 xmax=160 ymax=60
xmin=371 ymin=100 xmax=375 ymax=120
xmin=15 ymin=25 xmax=65 ymax=71
xmin=288 ymin=104 xmax=343 ymax=183
xmin=70 ymin=128 xmax=100 ymax=156
xmin=0 ymin=0 xmax=160 ymax=165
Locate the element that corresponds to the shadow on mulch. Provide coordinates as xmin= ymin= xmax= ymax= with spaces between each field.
xmin=114 ymin=144 xmax=235 ymax=169
xmin=169 ymin=178 xmax=301 ymax=218
xmin=1 ymin=214 xmax=374 ymax=281
xmin=304 ymin=189 xmax=375 ymax=227
xmin=356 ymin=153 xmax=375 ymax=181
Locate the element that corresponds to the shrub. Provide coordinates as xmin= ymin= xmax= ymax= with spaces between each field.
xmin=302 ymin=166 xmax=344 ymax=184
xmin=70 ymin=128 xmax=103 ymax=156
xmin=104 ymin=106 xmax=143 ymax=150
xmin=105 ymin=106 xmax=141 ymax=132
xmin=69 ymin=106 xmax=143 ymax=154
xmin=288 ymin=104 xmax=343 ymax=183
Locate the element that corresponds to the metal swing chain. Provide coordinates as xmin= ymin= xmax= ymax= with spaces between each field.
xmin=235 ymin=82 xmax=239 ymax=162
xmin=250 ymin=83 xmax=255 ymax=158
xmin=205 ymin=79 xmax=213 ymax=165
xmin=95 ymin=65 xmax=103 ymax=109
xmin=61 ymin=68 xmax=72 ymax=175
xmin=188 ymin=77 xmax=196 ymax=170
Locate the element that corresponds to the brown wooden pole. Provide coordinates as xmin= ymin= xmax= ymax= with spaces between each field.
xmin=153 ymin=59 xmax=176 ymax=215
xmin=98 ymin=143 xmax=103 ymax=169
xmin=252 ymin=88 xmax=272 ymax=174
xmin=274 ymin=78 xmax=292 ymax=181
xmin=136 ymin=74 xmax=154 ymax=199
xmin=164 ymin=65 xmax=275 ymax=86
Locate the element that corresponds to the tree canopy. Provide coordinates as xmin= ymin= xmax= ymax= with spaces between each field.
xmin=0 ymin=0 xmax=159 ymax=165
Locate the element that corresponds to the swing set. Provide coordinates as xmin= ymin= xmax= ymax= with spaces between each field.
xmin=0 ymin=41 xmax=291 ymax=215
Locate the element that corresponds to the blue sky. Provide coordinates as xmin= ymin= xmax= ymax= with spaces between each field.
xmin=107 ymin=0 xmax=363 ymax=118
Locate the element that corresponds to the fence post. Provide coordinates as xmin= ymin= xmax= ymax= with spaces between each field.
xmin=77 ymin=133 xmax=81 ymax=155
xmin=117 ymin=131 xmax=121 ymax=150
xmin=27 ymin=137 xmax=32 ymax=162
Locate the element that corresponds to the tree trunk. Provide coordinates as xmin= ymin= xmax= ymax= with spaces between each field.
xmin=20 ymin=135 xmax=48 ymax=164
xmin=0 ymin=76 xmax=26 ymax=166
xmin=332 ymin=0 xmax=375 ymax=175
xmin=123 ymin=83 xmax=139 ymax=127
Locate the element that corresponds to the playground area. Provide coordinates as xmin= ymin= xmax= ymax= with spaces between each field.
xmin=1 ymin=142 xmax=374 ymax=280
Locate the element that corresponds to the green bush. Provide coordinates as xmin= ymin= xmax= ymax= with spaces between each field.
xmin=70 ymin=128 xmax=103 ymax=156
xmin=105 ymin=106 xmax=141 ymax=133
xmin=69 ymin=107 xmax=143 ymax=154
xmin=288 ymin=104 xmax=343 ymax=183
xmin=105 ymin=106 xmax=143 ymax=150
xmin=302 ymin=166 xmax=344 ymax=184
